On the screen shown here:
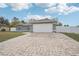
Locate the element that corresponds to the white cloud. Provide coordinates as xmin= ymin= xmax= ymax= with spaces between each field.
xmin=45 ymin=7 xmax=58 ymax=13
xmin=57 ymin=3 xmax=79 ymax=15
xmin=26 ymin=15 xmax=53 ymax=20
xmin=9 ymin=3 xmax=32 ymax=11
xmin=66 ymin=6 xmax=79 ymax=14
xmin=35 ymin=3 xmax=57 ymax=8
xmin=0 ymin=3 xmax=7 ymax=8
xmin=45 ymin=3 xmax=79 ymax=15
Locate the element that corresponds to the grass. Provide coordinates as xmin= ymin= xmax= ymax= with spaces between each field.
xmin=63 ymin=33 xmax=79 ymax=42
xmin=0 ymin=32 xmax=23 ymax=42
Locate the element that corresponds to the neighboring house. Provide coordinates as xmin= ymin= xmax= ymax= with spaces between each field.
xmin=16 ymin=18 xmax=58 ymax=32
xmin=0 ymin=26 xmax=9 ymax=31
xmin=0 ymin=24 xmax=9 ymax=31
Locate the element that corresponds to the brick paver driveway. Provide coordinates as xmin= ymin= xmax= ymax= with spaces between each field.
xmin=0 ymin=33 xmax=79 ymax=56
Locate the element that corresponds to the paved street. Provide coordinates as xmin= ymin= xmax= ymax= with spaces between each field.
xmin=0 ymin=33 xmax=79 ymax=56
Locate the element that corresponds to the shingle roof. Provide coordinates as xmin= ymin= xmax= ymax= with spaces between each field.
xmin=17 ymin=18 xmax=58 ymax=26
xmin=17 ymin=23 xmax=32 ymax=26
xmin=29 ymin=18 xmax=57 ymax=24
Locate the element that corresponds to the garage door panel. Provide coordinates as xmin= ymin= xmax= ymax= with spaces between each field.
xmin=33 ymin=24 xmax=53 ymax=32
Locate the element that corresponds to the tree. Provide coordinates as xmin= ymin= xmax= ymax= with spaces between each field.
xmin=21 ymin=20 xmax=25 ymax=24
xmin=0 ymin=16 xmax=5 ymax=25
xmin=0 ymin=17 xmax=10 ymax=26
xmin=0 ymin=16 xmax=11 ymax=31
xmin=64 ymin=24 xmax=69 ymax=27
xmin=4 ymin=19 xmax=11 ymax=31
xmin=57 ymin=22 xmax=63 ymax=26
xmin=76 ymin=25 xmax=79 ymax=27
xmin=4 ymin=19 xmax=10 ymax=26
xmin=10 ymin=17 xmax=20 ymax=27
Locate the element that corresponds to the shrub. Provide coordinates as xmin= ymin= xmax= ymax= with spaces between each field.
xmin=1 ymin=29 xmax=6 ymax=31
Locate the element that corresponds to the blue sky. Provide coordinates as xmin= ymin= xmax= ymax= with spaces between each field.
xmin=0 ymin=3 xmax=79 ymax=26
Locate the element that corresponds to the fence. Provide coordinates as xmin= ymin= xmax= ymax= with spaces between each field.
xmin=56 ymin=26 xmax=79 ymax=33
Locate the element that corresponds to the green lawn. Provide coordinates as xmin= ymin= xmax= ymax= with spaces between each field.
xmin=0 ymin=32 xmax=23 ymax=42
xmin=63 ymin=33 xmax=79 ymax=42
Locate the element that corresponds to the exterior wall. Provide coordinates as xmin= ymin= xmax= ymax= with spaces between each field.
xmin=56 ymin=26 xmax=79 ymax=33
xmin=33 ymin=23 xmax=53 ymax=32
xmin=16 ymin=25 xmax=32 ymax=32
xmin=10 ymin=27 xmax=16 ymax=31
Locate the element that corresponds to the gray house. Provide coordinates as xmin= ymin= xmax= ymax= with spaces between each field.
xmin=16 ymin=18 xmax=58 ymax=32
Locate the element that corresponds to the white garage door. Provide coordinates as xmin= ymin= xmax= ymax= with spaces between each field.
xmin=33 ymin=23 xmax=53 ymax=32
